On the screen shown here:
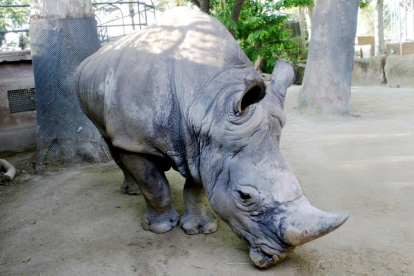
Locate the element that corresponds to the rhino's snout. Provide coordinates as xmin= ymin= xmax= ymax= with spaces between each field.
xmin=244 ymin=195 xmax=349 ymax=268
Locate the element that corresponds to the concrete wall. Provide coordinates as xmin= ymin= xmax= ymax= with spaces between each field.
xmin=385 ymin=42 xmax=414 ymax=56
xmin=352 ymin=53 xmax=414 ymax=88
xmin=0 ymin=50 xmax=36 ymax=152
xmin=385 ymin=54 xmax=414 ymax=87
xmin=351 ymin=55 xmax=387 ymax=86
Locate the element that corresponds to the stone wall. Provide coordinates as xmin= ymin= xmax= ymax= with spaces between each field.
xmin=0 ymin=50 xmax=36 ymax=152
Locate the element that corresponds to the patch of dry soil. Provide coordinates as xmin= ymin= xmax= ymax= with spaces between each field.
xmin=0 ymin=86 xmax=413 ymax=275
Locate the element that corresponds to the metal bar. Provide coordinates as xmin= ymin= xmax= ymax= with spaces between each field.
xmin=144 ymin=3 xmax=148 ymax=26
xmin=97 ymin=3 xmax=126 ymax=35
xmin=0 ymin=1 xmax=156 ymax=45
xmin=0 ymin=4 xmax=29 ymax=7
xmin=0 ymin=2 xmax=155 ymax=9
xmin=399 ymin=0 xmax=402 ymax=42
xmin=93 ymin=2 xmax=155 ymax=9
xmin=99 ymin=16 xmax=125 ymax=25
xmin=404 ymin=0 xmax=407 ymax=40
xmin=0 ymin=30 xmax=29 ymax=33
xmin=97 ymin=23 xmax=147 ymax=27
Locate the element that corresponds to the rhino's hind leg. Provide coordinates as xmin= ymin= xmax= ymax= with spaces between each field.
xmin=120 ymin=171 xmax=141 ymax=195
xmin=104 ymin=138 xmax=141 ymax=195
xmin=180 ymin=179 xmax=218 ymax=235
xmin=121 ymin=153 xmax=179 ymax=234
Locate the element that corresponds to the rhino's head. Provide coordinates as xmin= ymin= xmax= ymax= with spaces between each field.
xmin=199 ymin=59 xmax=349 ymax=268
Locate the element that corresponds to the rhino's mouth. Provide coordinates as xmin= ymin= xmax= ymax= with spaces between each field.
xmin=237 ymin=227 xmax=292 ymax=268
xmin=249 ymin=245 xmax=293 ymax=268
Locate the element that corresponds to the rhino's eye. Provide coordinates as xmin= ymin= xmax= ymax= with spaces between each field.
xmin=237 ymin=191 xmax=251 ymax=201
xmin=233 ymin=188 xmax=260 ymax=211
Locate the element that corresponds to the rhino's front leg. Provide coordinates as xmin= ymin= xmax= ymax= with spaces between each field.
xmin=180 ymin=179 xmax=218 ymax=235
xmin=121 ymin=153 xmax=179 ymax=234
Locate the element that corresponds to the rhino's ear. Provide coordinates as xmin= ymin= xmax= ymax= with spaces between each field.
xmin=270 ymin=58 xmax=296 ymax=109
xmin=237 ymin=78 xmax=266 ymax=113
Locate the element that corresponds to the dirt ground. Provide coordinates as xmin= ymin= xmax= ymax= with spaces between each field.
xmin=1 ymin=85 xmax=413 ymax=276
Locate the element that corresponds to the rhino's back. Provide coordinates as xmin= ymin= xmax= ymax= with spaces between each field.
xmin=75 ymin=7 xmax=252 ymax=158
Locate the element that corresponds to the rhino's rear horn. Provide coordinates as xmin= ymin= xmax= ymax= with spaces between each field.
xmin=270 ymin=58 xmax=296 ymax=109
xmin=237 ymin=78 xmax=266 ymax=113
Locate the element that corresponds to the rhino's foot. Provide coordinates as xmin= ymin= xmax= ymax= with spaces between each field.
xmin=180 ymin=210 xmax=218 ymax=235
xmin=141 ymin=206 xmax=179 ymax=234
xmin=121 ymin=180 xmax=141 ymax=195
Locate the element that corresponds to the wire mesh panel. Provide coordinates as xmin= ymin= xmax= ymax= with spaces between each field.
xmin=7 ymin=88 xmax=36 ymax=113
xmin=30 ymin=17 xmax=109 ymax=168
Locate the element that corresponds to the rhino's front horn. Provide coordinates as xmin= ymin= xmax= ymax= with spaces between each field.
xmin=282 ymin=196 xmax=349 ymax=246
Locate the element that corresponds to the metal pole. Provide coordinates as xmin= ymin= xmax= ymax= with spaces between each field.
xmin=137 ymin=2 xmax=141 ymax=29
xmin=144 ymin=3 xmax=148 ymax=26
xmin=405 ymin=0 xmax=408 ymax=40
xmin=399 ymin=0 xmax=402 ymax=42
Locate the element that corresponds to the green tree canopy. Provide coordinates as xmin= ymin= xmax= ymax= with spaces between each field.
xmin=210 ymin=0 xmax=313 ymax=72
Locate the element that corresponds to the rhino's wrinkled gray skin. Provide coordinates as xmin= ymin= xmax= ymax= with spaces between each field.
xmin=74 ymin=7 xmax=349 ymax=268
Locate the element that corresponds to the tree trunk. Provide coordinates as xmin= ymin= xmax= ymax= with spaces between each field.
xmin=298 ymin=7 xmax=306 ymax=49
xmin=200 ymin=0 xmax=210 ymax=13
xmin=298 ymin=0 xmax=359 ymax=115
xmin=304 ymin=6 xmax=313 ymax=41
xmin=30 ymin=0 xmax=109 ymax=169
xmin=374 ymin=0 xmax=385 ymax=55
xmin=229 ymin=0 xmax=244 ymax=37
xmin=190 ymin=0 xmax=209 ymax=13
xmin=129 ymin=2 xmax=135 ymax=30
xmin=254 ymin=55 xmax=263 ymax=73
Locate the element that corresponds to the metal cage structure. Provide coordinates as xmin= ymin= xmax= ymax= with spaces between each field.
xmin=384 ymin=0 xmax=414 ymax=42
xmin=0 ymin=1 xmax=157 ymax=50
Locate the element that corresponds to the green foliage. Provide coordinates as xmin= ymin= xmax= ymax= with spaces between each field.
xmin=273 ymin=0 xmax=314 ymax=9
xmin=0 ymin=0 xmax=29 ymax=29
xmin=210 ymin=0 xmax=312 ymax=73
xmin=0 ymin=0 xmax=30 ymax=45
xmin=155 ymin=0 xmax=187 ymax=12
xmin=357 ymin=1 xmax=375 ymax=35
xmin=359 ymin=0 xmax=372 ymax=9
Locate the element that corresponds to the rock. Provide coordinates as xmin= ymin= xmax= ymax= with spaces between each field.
xmin=351 ymin=55 xmax=387 ymax=86
xmin=384 ymin=54 xmax=414 ymax=88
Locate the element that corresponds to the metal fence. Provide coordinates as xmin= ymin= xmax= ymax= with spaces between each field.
xmin=0 ymin=1 xmax=157 ymax=51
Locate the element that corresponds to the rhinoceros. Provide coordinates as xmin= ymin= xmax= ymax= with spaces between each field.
xmin=74 ymin=7 xmax=349 ymax=268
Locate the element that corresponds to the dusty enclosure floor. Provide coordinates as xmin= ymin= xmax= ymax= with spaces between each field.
xmin=1 ymin=86 xmax=413 ymax=276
